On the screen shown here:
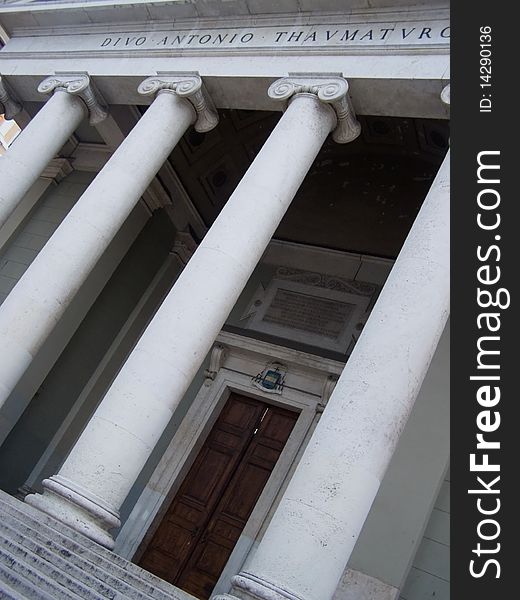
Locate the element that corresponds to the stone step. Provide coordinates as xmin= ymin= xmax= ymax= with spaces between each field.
xmin=0 ymin=491 xmax=196 ymax=600
xmin=0 ymin=492 xmax=177 ymax=599
xmin=0 ymin=520 xmax=132 ymax=599
xmin=0 ymin=577 xmax=28 ymax=600
xmin=0 ymin=517 xmax=156 ymax=600
xmin=0 ymin=545 xmax=83 ymax=600
xmin=0 ymin=561 xmax=59 ymax=600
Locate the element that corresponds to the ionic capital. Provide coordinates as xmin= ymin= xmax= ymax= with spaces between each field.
xmin=268 ymin=75 xmax=361 ymax=144
xmin=441 ymin=83 xmax=450 ymax=146
xmin=138 ymin=73 xmax=219 ymax=133
xmin=0 ymin=75 xmax=22 ymax=120
xmin=38 ymin=74 xmax=108 ymax=124
xmin=441 ymin=83 xmax=450 ymax=106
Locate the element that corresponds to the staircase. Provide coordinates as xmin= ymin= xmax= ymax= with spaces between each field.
xmin=0 ymin=489 xmax=196 ymax=600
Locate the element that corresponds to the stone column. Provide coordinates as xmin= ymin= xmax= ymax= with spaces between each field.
xmin=0 ymin=74 xmax=107 ymax=230
xmin=25 ymin=76 xmax=361 ymax=549
xmin=0 ymin=74 xmax=217 ymax=409
xmin=216 ymin=146 xmax=450 ymax=600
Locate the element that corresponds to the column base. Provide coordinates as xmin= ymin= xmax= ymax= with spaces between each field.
xmin=24 ymin=475 xmax=120 ymax=549
xmin=214 ymin=570 xmax=399 ymax=600
xmin=333 ymin=569 xmax=399 ymax=600
xmin=217 ymin=572 xmax=304 ymax=600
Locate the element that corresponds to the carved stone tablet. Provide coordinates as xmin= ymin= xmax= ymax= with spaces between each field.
xmin=263 ymin=289 xmax=356 ymax=340
xmin=246 ymin=278 xmax=370 ymax=353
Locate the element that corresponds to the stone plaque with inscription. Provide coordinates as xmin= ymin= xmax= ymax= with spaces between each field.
xmin=263 ymin=289 xmax=356 ymax=341
xmin=246 ymin=276 xmax=372 ymax=353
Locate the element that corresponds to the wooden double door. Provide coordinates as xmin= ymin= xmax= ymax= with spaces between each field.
xmin=138 ymin=393 xmax=298 ymax=599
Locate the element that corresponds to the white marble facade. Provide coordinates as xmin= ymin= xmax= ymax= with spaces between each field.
xmin=0 ymin=1 xmax=450 ymax=599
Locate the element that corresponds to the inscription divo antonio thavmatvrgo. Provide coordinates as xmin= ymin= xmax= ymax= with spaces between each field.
xmin=96 ymin=21 xmax=450 ymax=51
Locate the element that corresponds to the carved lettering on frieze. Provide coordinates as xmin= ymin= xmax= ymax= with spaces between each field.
xmin=96 ymin=22 xmax=449 ymax=51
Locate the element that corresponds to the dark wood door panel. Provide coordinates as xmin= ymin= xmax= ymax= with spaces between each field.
xmin=219 ymin=462 xmax=273 ymax=521
xmin=138 ymin=395 xmax=298 ymax=599
xmin=177 ymin=404 xmax=297 ymax=598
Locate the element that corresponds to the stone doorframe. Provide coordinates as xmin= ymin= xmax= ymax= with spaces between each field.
xmin=115 ymin=330 xmax=344 ymax=597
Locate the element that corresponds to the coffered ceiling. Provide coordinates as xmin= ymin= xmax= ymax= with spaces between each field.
xmin=168 ymin=108 xmax=449 ymax=258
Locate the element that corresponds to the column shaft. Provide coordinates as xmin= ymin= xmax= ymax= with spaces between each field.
xmin=0 ymin=91 xmax=195 ymax=407
xmin=0 ymin=90 xmax=86 ymax=229
xmin=26 ymin=93 xmax=337 ymax=548
xmin=230 ymin=151 xmax=450 ymax=600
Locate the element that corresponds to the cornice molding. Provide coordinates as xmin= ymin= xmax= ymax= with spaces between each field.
xmin=138 ymin=73 xmax=218 ymax=133
xmin=0 ymin=6 xmax=450 ymax=38
xmin=38 ymin=73 xmax=108 ymax=124
xmin=268 ymin=75 xmax=361 ymax=144
xmin=41 ymin=157 xmax=73 ymax=183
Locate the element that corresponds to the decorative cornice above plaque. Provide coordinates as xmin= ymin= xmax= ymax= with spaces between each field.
xmin=274 ymin=267 xmax=377 ymax=297
xmin=0 ymin=75 xmax=22 ymax=120
xmin=37 ymin=74 xmax=108 ymax=124
xmin=138 ymin=74 xmax=218 ymax=133
xmin=268 ymin=75 xmax=360 ymax=144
